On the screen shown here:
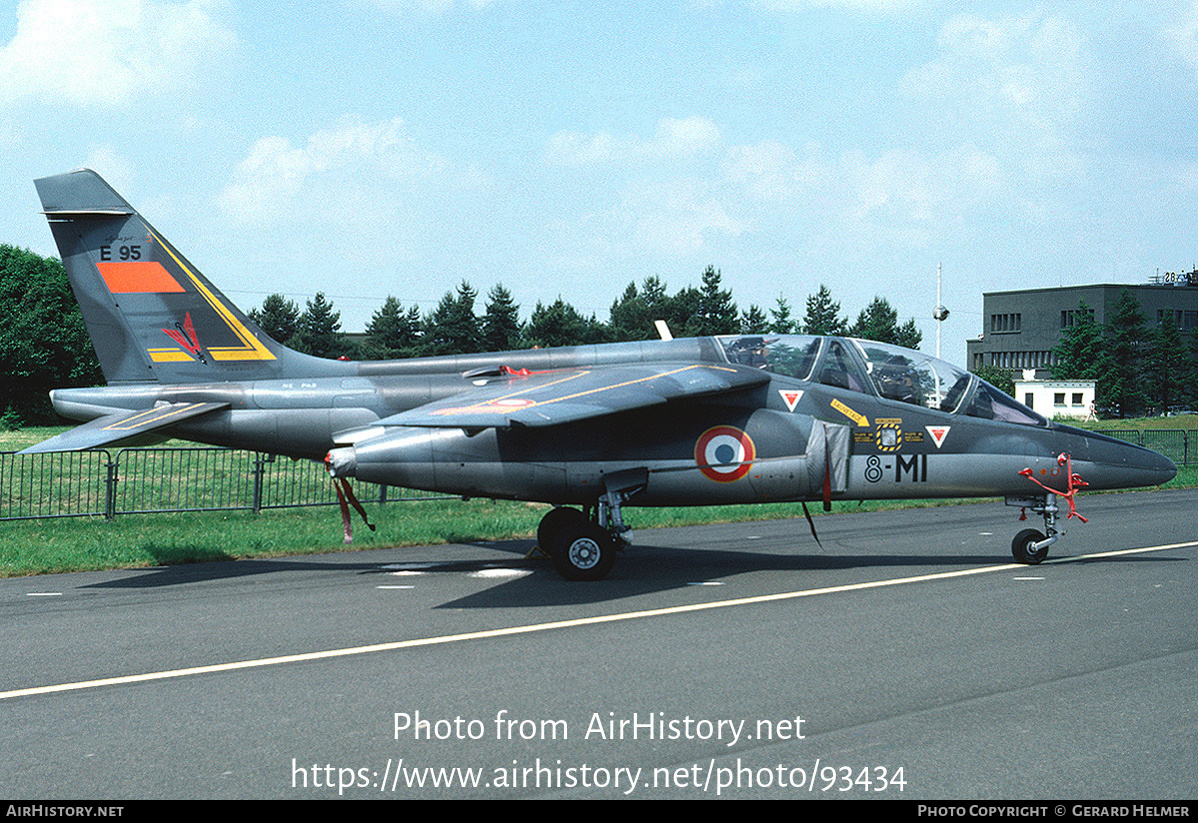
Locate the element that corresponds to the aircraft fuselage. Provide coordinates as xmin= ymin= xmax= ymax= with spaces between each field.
xmin=49 ymin=335 xmax=1176 ymax=507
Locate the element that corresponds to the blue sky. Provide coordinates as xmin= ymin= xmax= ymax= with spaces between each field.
xmin=3 ymin=0 xmax=1197 ymax=366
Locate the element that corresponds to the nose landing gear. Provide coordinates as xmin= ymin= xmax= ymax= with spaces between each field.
xmin=1007 ymin=453 xmax=1089 ymax=565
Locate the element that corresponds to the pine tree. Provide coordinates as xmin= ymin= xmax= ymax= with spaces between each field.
xmin=363 ymin=296 xmax=422 ymax=359
xmin=1147 ymin=313 xmax=1189 ymax=413
xmin=848 ymin=296 xmax=900 ymax=343
xmin=740 ymin=304 xmax=767 ymax=333
xmin=1052 ymin=300 xmax=1106 ymax=381
xmin=802 ymin=285 xmax=847 ymax=336
xmin=424 ymin=280 xmax=483 ymax=355
xmin=1103 ymin=289 xmax=1147 ymax=418
xmin=641 ymin=275 xmax=669 ymax=314
xmin=893 ymin=318 xmax=923 ymax=350
xmin=1189 ymin=325 xmax=1198 ymax=408
xmin=609 ymin=281 xmax=650 ymax=342
xmin=294 ymin=292 xmax=355 ymax=359
xmin=248 ymin=294 xmax=300 ymax=345
xmin=768 ymin=295 xmax=797 ymax=334
xmin=664 ymin=285 xmax=702 ymax=337
xmin=684 ymin=265 xmax=738 ymax=337
xmin=526 ymin=298 xmax=607 ymax=348
xmin=482 ymin=283 xmax=522 ymax=351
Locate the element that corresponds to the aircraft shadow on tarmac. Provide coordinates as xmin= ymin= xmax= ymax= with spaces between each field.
xmin=81 ymin=556 xmax=396 ymax=588
xmin=389 ymin=536 xmax=1182 ymax=608
xmin=79 ymin=532 xmax=1180 ymax=609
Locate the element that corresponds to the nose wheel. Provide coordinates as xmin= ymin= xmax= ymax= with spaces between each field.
xmin=1005 ymin=492 xmax=1061 ymax=564
xmin=1011 ymin=527 xmax=1049 ymax=565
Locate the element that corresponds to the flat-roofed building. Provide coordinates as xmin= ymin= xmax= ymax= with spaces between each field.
xmin=966 ymin=276 xmax=1198 ymax=379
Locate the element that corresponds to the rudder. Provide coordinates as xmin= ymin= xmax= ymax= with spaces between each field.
xmin=36 ymin=169 xmax=327 ymax=384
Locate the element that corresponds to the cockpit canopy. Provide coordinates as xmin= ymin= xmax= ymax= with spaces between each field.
xmin=718 ymin=334 xmax=1046 ymax=426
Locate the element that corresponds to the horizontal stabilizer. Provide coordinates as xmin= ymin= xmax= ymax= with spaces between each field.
xmin=364 ymin=363 xmax=770 ymax=430
xmin=19 ymin=402 xmax=229 ymax=454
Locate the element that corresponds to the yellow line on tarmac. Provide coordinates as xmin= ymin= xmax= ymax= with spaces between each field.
xmin=3 ymin=540 xmax=1195 ymax=701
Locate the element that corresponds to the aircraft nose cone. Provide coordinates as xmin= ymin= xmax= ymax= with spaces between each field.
xmin=1097 ymin=438 xmax=1176 ymax=488
xmin=1057 ymin=425 xmax=1178 ymax=490
xmin=1149 ymin=449 xmax=1178 ymax=485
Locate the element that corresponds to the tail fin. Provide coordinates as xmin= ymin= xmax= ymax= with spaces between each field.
xmin=35 ymin=169 xmax=337 ymax=384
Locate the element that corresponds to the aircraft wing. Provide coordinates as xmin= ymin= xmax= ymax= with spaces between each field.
xmin=18 ymin=402 xmax=230 ymax=454
xmin=374 ymin=363 xmax=770 ymax=429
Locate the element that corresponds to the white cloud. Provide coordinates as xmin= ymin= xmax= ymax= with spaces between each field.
xmin=218 ymin=115 xmax=474 ymax=223
xmin=540 ymin=119 xmax=741 ymax=261
xmin=544 ymin=117 xmax=723 ymax=167
xmin=901 ymin=10 xmax=1087 ymax=166
xmin=1165 ymin=0 xmax=1198 ymax=69
xmin=542 ymin=117 xmax=1006 ymax=263
xmin=0 ymin=0 xmax=237 ymax=107
xmin=722 ymin=140 xmax=820 ymax=202
xmin=84 ymin=146 xmax=137 ymax=194
xmin=752 ymin=0 xmax=920 ymax=12
xmin=618 ymin=178 xmax=748 ymax=256
xmin=839 ymin=145 xmax=1004 ymax=247
xmin=368 ymin=0 xmax=500 ymax=15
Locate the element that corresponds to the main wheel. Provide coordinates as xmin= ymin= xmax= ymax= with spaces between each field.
xmin=536 ymin=507 xmax=585 ymax=556
xmin=552 ymin=522 xmax=616 ymax=581
xmin=1012 ymin=528 xmax=1048 ymax=564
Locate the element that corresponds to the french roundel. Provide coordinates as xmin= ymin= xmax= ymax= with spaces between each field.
xmin=694 ymin=425 xmax=756 ymax=483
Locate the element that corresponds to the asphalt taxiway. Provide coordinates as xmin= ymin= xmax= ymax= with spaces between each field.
xmin=1 ymin=489 xmax=1195 ymax=799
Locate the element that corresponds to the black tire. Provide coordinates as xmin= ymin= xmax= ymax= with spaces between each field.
xmin=1012 ymin=528 xmax=1048 ymax=564
xmin=552 ymin=522 xmax=616 ymax=581
xmin=537 ymin=507 xmax=585 ymax=556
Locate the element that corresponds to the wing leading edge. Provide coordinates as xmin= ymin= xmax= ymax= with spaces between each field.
xmin=365 ymin=363 xmax=770 ymax=430
xmin=18 ymin=402 xmax=230 ymax=454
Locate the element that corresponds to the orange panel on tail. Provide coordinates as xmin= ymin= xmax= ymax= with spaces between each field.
xmin=96 ymin=261 xmax=185 ymax=294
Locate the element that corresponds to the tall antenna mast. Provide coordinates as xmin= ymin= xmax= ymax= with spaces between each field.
xmin=933 ymin=262 xmax=949 ymax=359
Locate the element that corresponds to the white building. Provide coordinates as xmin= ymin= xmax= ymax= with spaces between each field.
xmin=1013 ymin=371 xmax=1095 ymax=420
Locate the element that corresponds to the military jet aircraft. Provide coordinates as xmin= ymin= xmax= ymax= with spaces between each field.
xmin=24 ymin=169 xmax=1177 ymax=580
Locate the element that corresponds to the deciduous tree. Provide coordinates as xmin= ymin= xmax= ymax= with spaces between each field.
xmin=0 ymin=245 xmax=101 ymax=424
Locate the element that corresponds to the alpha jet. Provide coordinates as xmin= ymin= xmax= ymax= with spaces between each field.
xmin=25 ymin=169 xmax=1177 ymax=579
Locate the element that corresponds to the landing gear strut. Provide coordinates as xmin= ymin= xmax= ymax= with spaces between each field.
xmin=1006 ymin=453 xmax=1090 ymax=565
xmin=536 ymin=469 xmax=646 ymax=581
xmin=1006 ymin=493 xmax=1059 ymax=564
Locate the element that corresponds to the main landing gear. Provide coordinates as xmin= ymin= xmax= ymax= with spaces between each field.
xmin=536 ymin=469 xmax=646 ymax=581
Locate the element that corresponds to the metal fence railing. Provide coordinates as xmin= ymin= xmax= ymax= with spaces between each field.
xmin=1101 ymin=430 xmax=1191 ymax=469
xmin=0 ymin=448 xmax=451 ymax=522
xmin=1 ymin=431 xmax=1191 ymax=522
xmin=0 ymin=450 xmax=110 ymax=520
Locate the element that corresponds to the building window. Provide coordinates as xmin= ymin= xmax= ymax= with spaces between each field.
xmin=1054 ymin=393 xmax=1066 ymax=406
xmin=1072 ymin=393 xmax=1083 ymax=406
xmin=991 ymin=313 xmax=1022 ymax=333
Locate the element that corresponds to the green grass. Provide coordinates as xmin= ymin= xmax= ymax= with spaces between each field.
xmin=1070 ymin=413 xmax=1198 ymax=432
xmin=0 ymin=426 xmax=69 ymax=451
xmin=1 ymin=423 xmax=1193 ymax=577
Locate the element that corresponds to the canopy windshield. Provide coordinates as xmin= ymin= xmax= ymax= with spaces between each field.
xmin=718 ymin=335 xmax=821 ymax=379
xmin=717 ymin=334 xmax=1046 ymax=426
xmin=849 ymin=338 xmax=1046 ymax=425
